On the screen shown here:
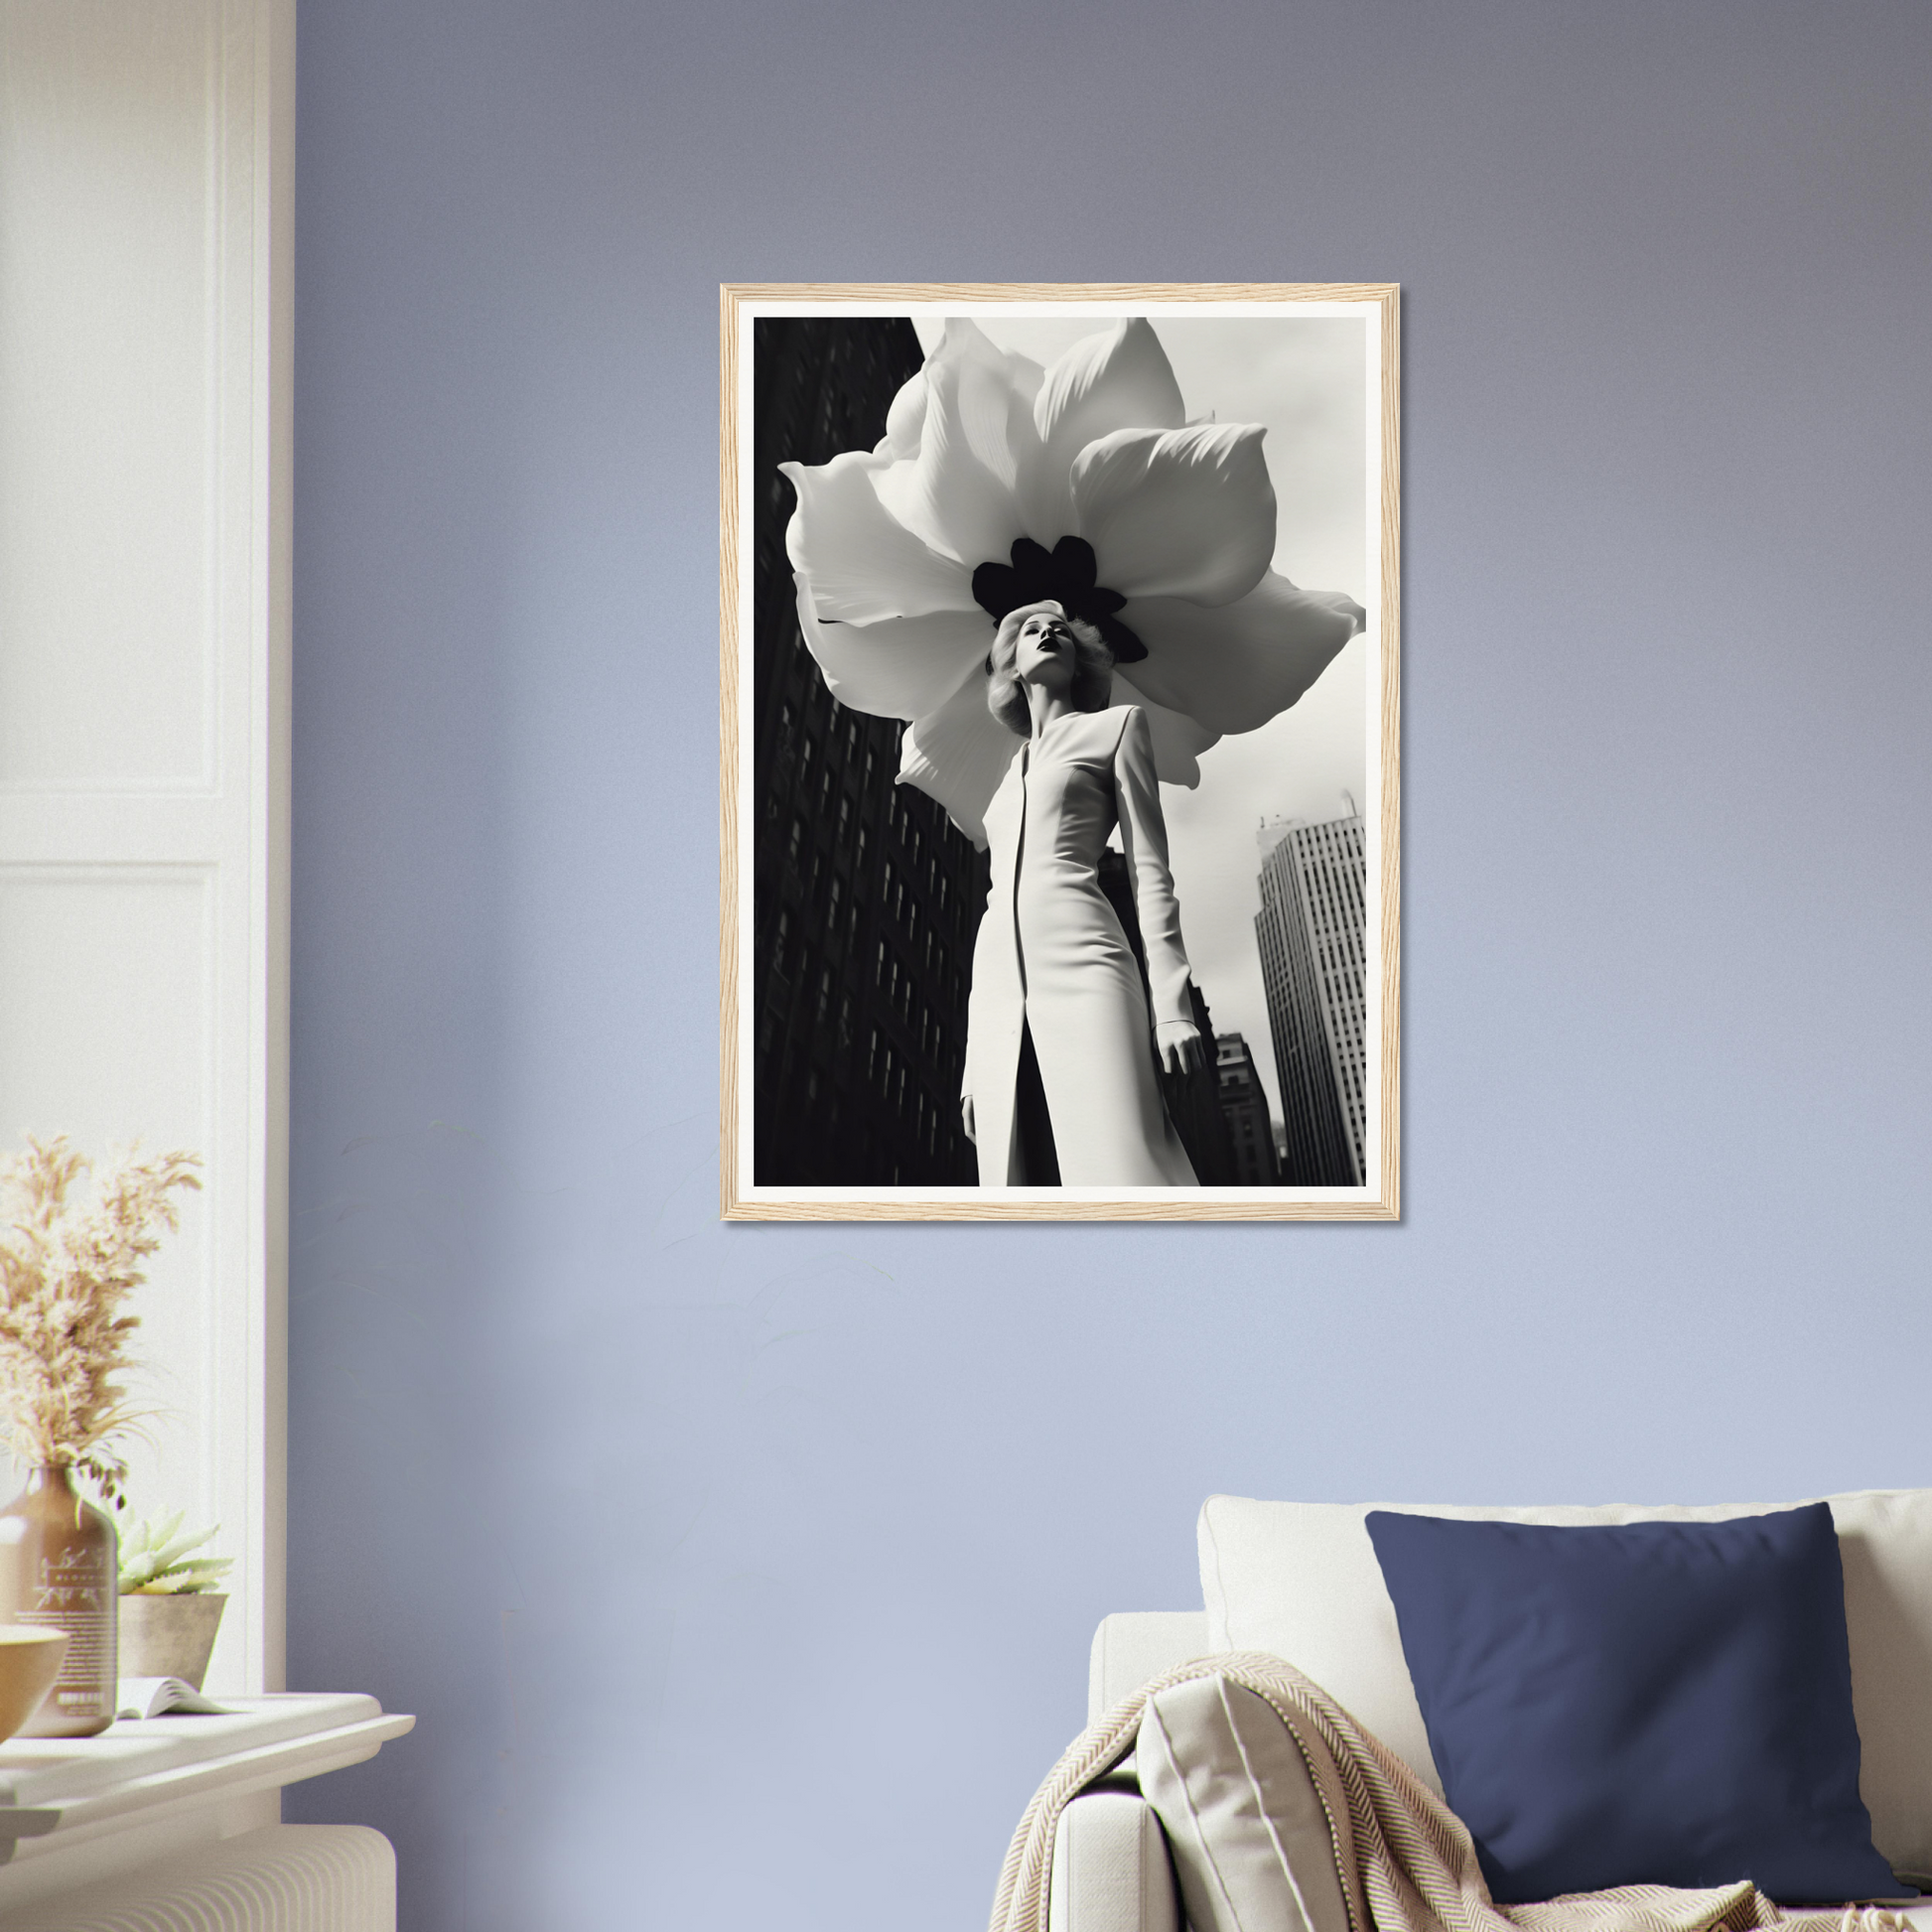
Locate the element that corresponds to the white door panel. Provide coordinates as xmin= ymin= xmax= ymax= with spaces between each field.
xmin=0 ymin=0 xmax=291 ymax=1696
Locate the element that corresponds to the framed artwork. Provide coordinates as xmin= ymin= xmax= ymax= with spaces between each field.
xmin=721 ymin=283 xmax=1399 ymax=1220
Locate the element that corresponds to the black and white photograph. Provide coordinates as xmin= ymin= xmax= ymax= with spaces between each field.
xmin=723 ymin=286 xmax=1399 ymax=1218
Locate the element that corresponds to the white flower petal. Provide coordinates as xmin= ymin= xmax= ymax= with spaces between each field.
xmin=1120 ymin=572 xmax=1364 ymax=735
xmin=1028 ymin=321 xmax=1185 ymax=541
xmin=1109 ymin=675 xmax=1220 ymax=787
xmin=872 ymin=320 xmax=1038 ymax=569
xmin=949 ymin=321 xmax=1043 ymax=487
xmin=874 ymin=371 xmax=927 ymax=460
xmin=897 ymin=669 xmax=1023 ymax=849
xmin=1072 ymin=423 xmax=1277 ymax=606
xmin=799 ymin=587 xmax=992 ymax=723
xmin=779 ymin=451 xmax=975 ymax=623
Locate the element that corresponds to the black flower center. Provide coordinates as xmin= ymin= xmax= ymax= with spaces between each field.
xmin=970 ymin=536 xmax=1147 ymax=664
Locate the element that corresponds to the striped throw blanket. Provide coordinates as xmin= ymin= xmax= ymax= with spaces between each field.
xmin=989 ymin=1653 xmax=1910 ymax=1932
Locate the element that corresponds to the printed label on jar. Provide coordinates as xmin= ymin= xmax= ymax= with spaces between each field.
xmin=19 ymin=1546 xmax=113 ymax=1708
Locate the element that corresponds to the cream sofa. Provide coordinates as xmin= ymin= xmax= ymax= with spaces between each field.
xmin=1047 ymin=1493 xmax=1932 ymax=1932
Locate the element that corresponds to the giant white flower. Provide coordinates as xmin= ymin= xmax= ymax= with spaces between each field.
xmin=779 ymin=318 xmax=1364 ymax=847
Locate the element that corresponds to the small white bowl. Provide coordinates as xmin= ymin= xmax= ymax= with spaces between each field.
xmin=0 ymin=1628 xmax=70 ymax=1741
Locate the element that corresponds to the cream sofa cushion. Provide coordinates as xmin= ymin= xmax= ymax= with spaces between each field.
xmin=1090 ymin=1612 xmax=1212 ymax=1723
xmin=1198 ymin=1490 xmax=1932 ymax=1877
xmin=1138 ymin=1674 xmax=1351 ymax=1932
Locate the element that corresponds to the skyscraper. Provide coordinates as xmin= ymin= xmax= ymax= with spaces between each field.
xmin=1214 ymin=1034 xmax=1281 ymax=1185
xmin=753 ymin=318 xmax=986 ymax=1185
xmin=1255 ymin=812 xmax=1368 ymax=1185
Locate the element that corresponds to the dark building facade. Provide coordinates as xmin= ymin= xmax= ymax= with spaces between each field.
xmin=1254 ymin=813 xmax=1368 ymax=1185
xmin=753 ymin=319 xmax=986 ymax=1184
xmin=1214 ymin=1033 xmax=1282 ymax=1185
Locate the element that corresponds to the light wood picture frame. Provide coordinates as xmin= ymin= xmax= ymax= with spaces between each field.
xmin=722 ymin=284 xmax=1399 ymax=1220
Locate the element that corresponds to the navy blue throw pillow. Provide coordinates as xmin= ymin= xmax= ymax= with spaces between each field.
xmin=1364 ymin=1505 xmax=1902 ymax=1905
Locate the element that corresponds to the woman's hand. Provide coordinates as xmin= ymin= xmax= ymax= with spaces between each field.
xmin=1156 ymin=1021 xmax=1205 ymax=1078
xmin=961 ymin=1095 xmax=977 ymax=1145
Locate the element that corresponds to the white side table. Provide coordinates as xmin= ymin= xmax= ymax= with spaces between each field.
xmin=0 ymin=1695 xmax=413 ymax=1926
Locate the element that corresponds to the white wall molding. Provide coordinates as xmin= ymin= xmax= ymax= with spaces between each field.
xmin=0 ymin=0 xmax=294 ymax=1696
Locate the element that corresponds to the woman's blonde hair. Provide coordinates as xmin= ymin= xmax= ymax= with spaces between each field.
xmin=985 ymin=602 xmax=1115 ymax=738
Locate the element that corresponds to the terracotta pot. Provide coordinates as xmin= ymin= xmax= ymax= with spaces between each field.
xmin=118 ymin=1592 xmax=227 ymax=1690
xmin=0 ymin=1466 xmax=118 ymax=1735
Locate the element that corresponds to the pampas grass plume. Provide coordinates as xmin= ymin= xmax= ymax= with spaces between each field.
xmin=0 ymin=1136 xmax=202 ymax=1504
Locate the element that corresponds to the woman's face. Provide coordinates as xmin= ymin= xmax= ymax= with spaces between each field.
xmin=1013 ymin=606 xmax=1077 ymax=692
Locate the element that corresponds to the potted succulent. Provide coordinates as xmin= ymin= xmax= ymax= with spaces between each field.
xmin=117 ymin=1514 xmax=232 ymax=1690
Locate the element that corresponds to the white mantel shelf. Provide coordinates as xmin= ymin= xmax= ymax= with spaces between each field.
xmin=0 ymin=1695 xmax=412 ymax=1909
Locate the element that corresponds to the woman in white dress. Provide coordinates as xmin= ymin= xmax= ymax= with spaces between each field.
xmin=961 ymin=602 xmax=1205 ymax=1186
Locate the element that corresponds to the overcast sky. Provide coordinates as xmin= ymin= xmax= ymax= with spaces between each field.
xmin=909 ymin=311 xmax=1372 ymax=1129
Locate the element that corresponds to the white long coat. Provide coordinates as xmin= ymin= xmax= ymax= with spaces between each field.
xmin=962 ymin=706 xmax=1198 ymax=1186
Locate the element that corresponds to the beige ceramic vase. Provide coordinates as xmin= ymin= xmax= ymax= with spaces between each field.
xmin=0 ymin=1466 xmax=118 ymax=1736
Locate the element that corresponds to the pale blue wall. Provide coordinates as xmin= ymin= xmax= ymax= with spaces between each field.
xmin=285 ymin=4 xmax=1932 ymax=1927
